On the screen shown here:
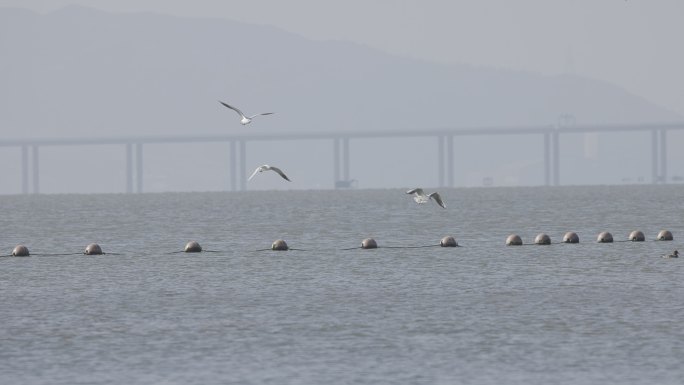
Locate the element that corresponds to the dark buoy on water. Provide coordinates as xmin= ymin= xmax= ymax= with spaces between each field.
xmin=440 ymin=236 xmax=458 ymax=247
xmin=506 ymin=234 xmax=523 ymax=246
xmin=657 ymin=230 xmax=673 ymax=241
xmin=184 ymin=241 xmax=202 ymax=253
xmin=597 ymin=231 xmax=613 ymax=243
xmin=361 ymin=238 xmax=377 ymax=249
xmin=628 ymin=230 xmax=645 ymax=242
xmin=562 ymin=232 xmax=579 ymax=243
xmin=534 ymin=233 xmax=551 ymax=245
xmin=84 ymin=243 xmax=103 ymax=255
xmin=271 ymin=239 xmax=289 ymax=251
xmin=12 ymin=245 xmax=29 ymax=256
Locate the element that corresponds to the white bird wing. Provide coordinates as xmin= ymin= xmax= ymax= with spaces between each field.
xmin=269 ymin=166 xmax=291 ymax=181
xmin=248 ymin=112 xmax=275 ymax=119
xmin=248 ymin=166 xmax=263 ymax=181
xmin=219 ymin=101 xmax=247 ymax=119
xmin=406 ymin=188 xmax=424 ymax=195
xmin=429 ymin=192 xmax=446 ymax=208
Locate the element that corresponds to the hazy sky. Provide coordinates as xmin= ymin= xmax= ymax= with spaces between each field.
xmin=2 ymin=0 xmax=684 ymax=118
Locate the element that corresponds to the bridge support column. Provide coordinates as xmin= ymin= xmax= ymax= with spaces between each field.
xmin=333 ymin=138 xmax=340 ymax=185
xmin=239 ymin=140 xmax=246 ymax=191
xmin=333 ymin=137 xmax=351 ymax=188
xmin=651 ymin=129 xmax=668 ymax=184
xmin=446 ymin=134 xmax=454 ymax=187
xmin=660 ymin=129 xmax=667 ymax=184
xmin=32 ymin=145 xmax=40 ymax=194
xmin=437 ymin=136 xmax=445 ymax=187
xmin=652 ymin=129 xmax=658 ymax=183
xmin=343 ymin=137 xmax=350 ymax=182
xmin=21 ymin=145 xmax=29 ymax=194
xmin=543 ymin=133 xmax=551 ymax=186
xmin=229 ymin=140 xmax=237 ymax=191
xmin=436 ymin=135 xmax=455 ymax=188
xmin=126 ymin=143 xmax=133 ymax=193
xmin=135 ymin=143 xmax=143 ymax=193
xmin=18 ymin=145 xmax=42 ymax=194
xmin=552 ymin=131 xmax=560 ymax=186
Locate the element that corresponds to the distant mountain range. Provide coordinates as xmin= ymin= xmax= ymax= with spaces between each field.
xmin=1 ymin=5 xmax=680 ymax=139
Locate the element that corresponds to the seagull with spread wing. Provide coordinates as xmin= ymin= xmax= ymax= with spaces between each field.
xmin=406 ymin=188 xmax=446 ymax=208
xmin=219 ymin=101 xmax=274 ymax=125
xmin=248 ymin=165 xmax=291 ymax=182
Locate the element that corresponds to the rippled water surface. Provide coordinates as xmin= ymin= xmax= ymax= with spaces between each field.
xmin=1 ymin=185 xmax=684 ymax=385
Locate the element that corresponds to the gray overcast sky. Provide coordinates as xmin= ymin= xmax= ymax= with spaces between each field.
xmin=3 ymin=0 xmax=683 ymax=117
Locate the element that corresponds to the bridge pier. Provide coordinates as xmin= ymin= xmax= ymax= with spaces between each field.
xmin=227 ymin=139 xmax=247 ymax=191
xmin=544 ymin=133 xmax=550 ymax=186
xmin=438 ymin=136 xmax=444 ymax=187
xmin=239 ymin=140 xmax=246 ymax=191
xmin=230 ymin=140 xmax=237 ymax=191
xmin=20 ymin=145 xmax=40 ymax=194
xmin=126 ymin=143 xmax=133 ymax=193
xmin=333 ymin=137 xmax=351 ymax=188
xmin=436 ymin=135 xmax=454 ymax=188
xmin=21 ymin=145 xmax=29 ymax=194
xmin=125 ymin=142 xmax=144 ymax=193
xmin=135 ymin=143 xmax=143 ymax=193
xmin=660 ymin=129 xmax=667 ymax=183
xmin=542 ymin=130 xmax=561 ymax=186
xmin=552 ymin=131 xmax=560 ymax=186
xmin=651 ymin=129 xmax=668 ymax=184
xmin=32 ymin=145 xmax=39 ymax=193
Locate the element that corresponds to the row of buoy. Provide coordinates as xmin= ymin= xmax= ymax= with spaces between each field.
xmin=3 ymin=231 xmax=676 ymax=256
xmin=7 ymin=243 xmax=104 ymax=257
xmin=266 ymin=237 xmax=462 ymax=250
xmin=505 ymin=230 xmax=674 ymax=246
xmin=4 ymin=236 xmax=460 ymax=256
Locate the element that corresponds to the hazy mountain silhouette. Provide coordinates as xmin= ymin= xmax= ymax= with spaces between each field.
xmin=1 ymin=5 xmax=680 ymax=139
xmin=0 ymin=6 xmax=681 ymax=193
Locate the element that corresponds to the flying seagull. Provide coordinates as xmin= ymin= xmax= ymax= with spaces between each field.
xmin=219 ymin=101 xmax=274 ymax=125
xmin=248 ymin=165 xmax=291 ymax=182
xmin=406 ymin=188 xmax=446 ymax=208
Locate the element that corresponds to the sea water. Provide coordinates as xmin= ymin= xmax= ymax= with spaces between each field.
xmin=1 ymin=185 xmax=683 ymax=384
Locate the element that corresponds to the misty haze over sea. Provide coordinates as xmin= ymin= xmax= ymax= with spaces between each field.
xmin=1 ymin=5 xmax=683 ymax=194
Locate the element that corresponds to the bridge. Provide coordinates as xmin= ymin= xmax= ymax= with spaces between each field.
xmin=1 ymin=121 xmax=682 ymax=193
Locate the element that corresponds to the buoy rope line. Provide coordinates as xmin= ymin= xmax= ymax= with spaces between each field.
xmin=382 ymin=244 xmax=446 ymax=249
xmin=31 ymin=253 xmax=84 ymax=256
xmin=328 ymin=244 xmax=455 ymax=251
xmin=509 ymin=239 xmax=672 ymax=246
xmin=167 ymin=250 xmax=223 ymax=254
xmin=1 ymin=236 xmax=676 ymax=256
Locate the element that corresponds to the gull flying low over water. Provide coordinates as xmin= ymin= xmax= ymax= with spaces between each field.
xmin=219 ymin=101 xmax=274 ymax=125
xmin=406 ymin=188 xmax=446 ymax=208
xmin=248 ymin=165 xmax=291 ymax=182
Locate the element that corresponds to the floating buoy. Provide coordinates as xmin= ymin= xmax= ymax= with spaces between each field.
xmin=440 ymin=236 xmax=458 ymax=247
xmin=657 ymin=230 xmax=673 ymax=241
xmin=84 ymin=243 xmax=103 ymax=255
xmin=562 ymin=232 xmax=579 ymax=243
xmin=597 ymin=231 xmax=613 ymax=243
xmin=271 ymin=239 xmax=289 ymax=251
xmin=628 ymin=230 xmax=645 ymax=242
xmin=12 ymin=245 xmax=29 ymax=257
xmin=184 ymin=241 xmax=202 ymax=253
xmin=534 ymin=233 xmax=551 ymax=245
xmin=361 ymin=238 xmax=377 ymax=249
xmin=506 ymin=234 xmax=523 ymax=246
